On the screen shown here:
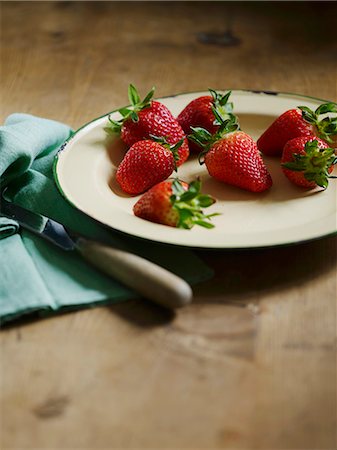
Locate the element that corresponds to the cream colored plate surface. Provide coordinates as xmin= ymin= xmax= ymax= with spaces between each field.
xmin=54 ymin=90 xmax=337 ymax=248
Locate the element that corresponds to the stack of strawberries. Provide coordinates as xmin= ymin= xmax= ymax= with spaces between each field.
xmin=105 ymin=85 xmax=337 ymax=230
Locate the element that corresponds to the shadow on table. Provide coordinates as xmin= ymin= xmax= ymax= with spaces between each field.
xmin=108 ymin=299 xmax=175 ymax=328
xmin=2 ymin=236 xmax=335 ymax=330
xmin=193 ymin=235 xmax=337 ymax=306
xmin=0 ymin=291 xmax=175 ymax=332
xmin=109 ymin=235 xmax=337 ymax=328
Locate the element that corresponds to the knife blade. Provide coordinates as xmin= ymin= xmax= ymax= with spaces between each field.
xmin=1 ymin=199 xmax=193 ymax=309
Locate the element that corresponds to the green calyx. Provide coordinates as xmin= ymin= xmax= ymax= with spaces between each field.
xmin=189 ymin=112 xmax=240 ymax=164
xmin=149 ymin=135 xmax=184 ymax=171
xmin=298 ymin=102 xmax=337 ymax=143
xmin=282 ymin=139 xmax=337 ymax=189
xmin=209 ymin=89 xmax=234 ymax=124
xmin=104 ymin=84 xmax=155 ymax=135
xmin=170 ymin=178 xmax=219 ymax=229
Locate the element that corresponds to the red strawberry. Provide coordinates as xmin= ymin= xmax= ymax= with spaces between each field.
xmin=105 ymin=85 xmax=189 ymax=166
xmin=281 ymin=137 xmax=336 ymax=189
xmin=257 ymin=102 xmax=337 ymax=156
xmin=133 ymin=179 xmax=218 ymax=229
xmin=190 ymin=114 xmax=272 ymax=193
xmin=177 ymin=89 xmax=234 ymax=152
xmin=116 ymin=138 xmax=182 ymax=195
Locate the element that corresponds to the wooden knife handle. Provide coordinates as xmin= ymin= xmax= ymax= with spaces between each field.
xmin=76 ymin=239 xmax=193 ymax=309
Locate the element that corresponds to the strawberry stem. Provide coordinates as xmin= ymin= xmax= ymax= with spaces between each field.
xmin=170 ymin=178 xmax=219 ymax=229
xmin=149 ymin=135 xmax=184 ymax=171
xmin=189 ymin=113 xmax=239 ymax=164
xmin=104 ymin=84 xmax=155 ymax=135
xmin=298 ymin=102 xmax=337 ymax=143
xmin=208 ymin=89 xmax=234 ymax=125
xmin=282 ymin=139 xmax=337 ymax=189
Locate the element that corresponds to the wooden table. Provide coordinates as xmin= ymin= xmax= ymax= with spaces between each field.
xmin=1 ymin=2 xmax=336 ymax=448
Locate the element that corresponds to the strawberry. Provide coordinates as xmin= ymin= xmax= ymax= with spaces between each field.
xmin=190 ymin=113 xmax=272 ymax=193
xmin=257 ymin=102 xmax=337 ymax=156
xmin=281 ymin=137 xmax=336 ymax=189
xmin=177 ymin=89 xmax=234 ymax=152
xmin=133 ymin=179 xmax=218 ymax=229
xmin=105 ymin=84 xmax=189 ymax=166
xmin=116 ymin=137 xmax=182 ymax=195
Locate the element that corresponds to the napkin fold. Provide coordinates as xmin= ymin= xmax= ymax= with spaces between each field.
xmin=0 ymin=114 xmax=213 ymax=324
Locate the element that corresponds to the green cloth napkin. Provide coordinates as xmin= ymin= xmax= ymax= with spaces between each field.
xmin=0 ymin=114 xmax=213 ymax=324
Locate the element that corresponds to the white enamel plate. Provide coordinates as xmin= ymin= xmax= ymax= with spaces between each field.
xmin=54 ymin=90 xmax=337 ymax=249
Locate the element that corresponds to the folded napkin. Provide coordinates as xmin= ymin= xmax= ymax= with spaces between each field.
xmin=0 ymin=114 xmax=213 ymax=324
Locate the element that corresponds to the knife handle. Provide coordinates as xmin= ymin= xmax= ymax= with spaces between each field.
xmin=76 ymin=239 xmax=193 ymax=309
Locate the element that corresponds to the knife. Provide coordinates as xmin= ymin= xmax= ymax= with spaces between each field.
xmin=1 ymin=199 xmax=193 ymax=309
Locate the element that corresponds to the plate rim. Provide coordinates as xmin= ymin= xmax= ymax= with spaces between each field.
xmin=53 ymin=89 xmax=337 ymax=250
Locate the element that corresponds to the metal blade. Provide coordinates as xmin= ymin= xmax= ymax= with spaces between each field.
xmin=1 ymin=199 xmax=76 ymax=251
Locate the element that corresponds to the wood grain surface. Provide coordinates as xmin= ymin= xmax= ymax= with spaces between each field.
xmin=1 ymin=2 xmax=336 ymax=449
